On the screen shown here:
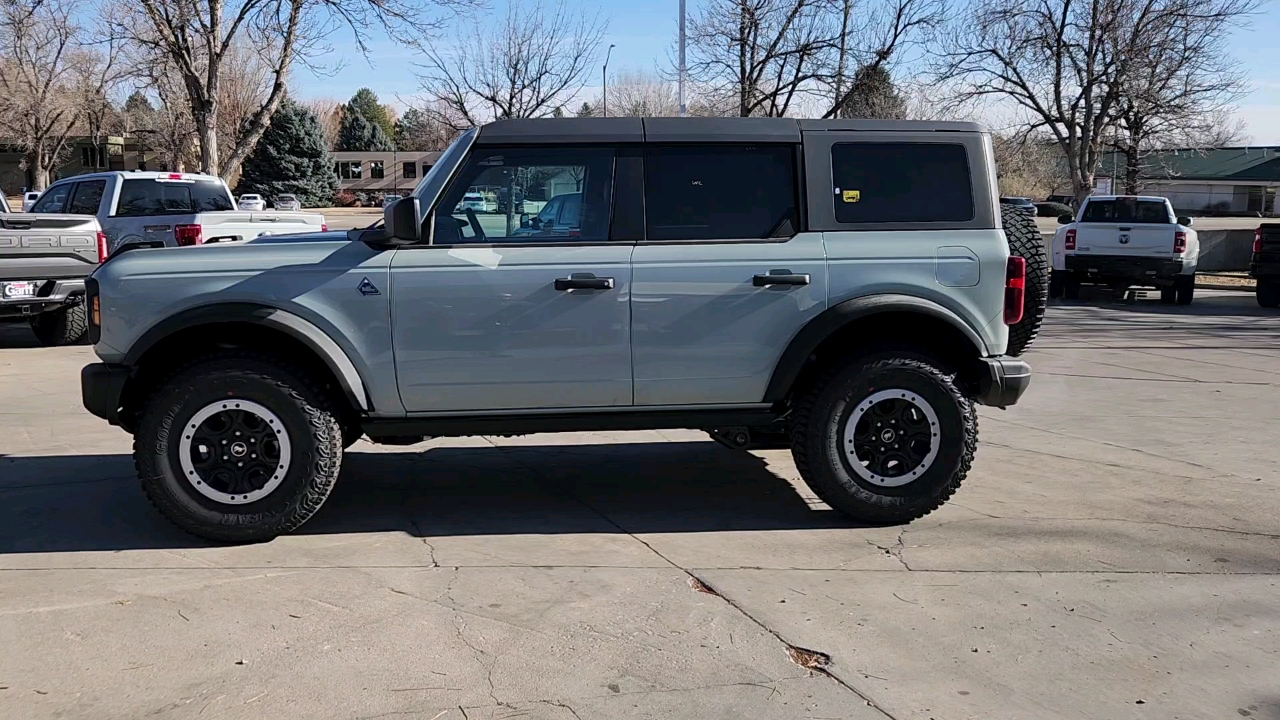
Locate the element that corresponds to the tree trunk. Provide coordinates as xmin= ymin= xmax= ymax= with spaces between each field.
xmin=30 ymin=148 xmax=47 ymax=191
xmin=1123 ymin=141 xmax=1141 ymax=195
xmin=738 ymin=0 xmax=750 ymax=117
xmin=195 ymin=104 xmax=219 ymax=176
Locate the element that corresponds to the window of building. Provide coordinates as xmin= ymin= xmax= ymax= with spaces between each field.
xmin=432 ymin=147 xmax=614 ymax=245
xmin=644 ymin=145 xmax=798 ymax=241
xmin=80 ymin=145 xmax=107 ymax=168
xmin=335 ymin=161 xmax=362 ymax=180
xmin=370 ymin=161 xmax=385 ymax=179
xmin=830 ymin=143 xmax=974 ymax=224
xmin=403 ymin=162 xmax=417 ymax=179
xmin=67 ymin=180 xmax=106 ymax=215
xmin=422 ymin=163 xmax=430 ymax=177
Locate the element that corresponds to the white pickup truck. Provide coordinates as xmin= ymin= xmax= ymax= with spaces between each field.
xmin=1049 ymin=195 xmax=1199 ymax=304
xmin=28 ymin=171 xmax=326 ymax=255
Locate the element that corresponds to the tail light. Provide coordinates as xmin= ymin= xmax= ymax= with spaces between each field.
xmin=321 ymin=223 xmax=328 ymax=232
xmin=1064 ymin=228 xmax=1076 ymax=251
xmin=1174 ymin=231 xmax=1187 ymax=254
xmin=1004 ymin=256 xmax=1026 ymax=325
xmin=175 ymin=224 xmax=203 ymax=246
xmin=1256 ymin=228 xmax=1264 ymax=254
xmin=86 ymin=277 xmax=100 ymax=344
xmin=96 ymin=231 xmax=108 ymax=263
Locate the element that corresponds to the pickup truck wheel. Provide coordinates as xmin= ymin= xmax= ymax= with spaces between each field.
xmin=1160 ymin=286 xmax=1177 ymax=304
xmin=1000 ymin=206 xmax=1048 ymax=356
xmin=134 ymin=352 xmax=343 ymax=542
xmin=1258 ymin=280 xmax=1280 ymax=308
xmin=791 ymin=354 xmax=976 ymax=525
xmin=29 ymin=303 xmax=87 ymax=346
xmin=1064 ymin=277 xmax=1081 ymax=300
xmin=1048 ymin=271 xmax=1065 ymax=299
xmin=1176 ymin=274 xmax=1195 ymax=305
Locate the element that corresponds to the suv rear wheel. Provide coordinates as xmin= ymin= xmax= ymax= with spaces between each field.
xmin=791 ymin=353 xmax=976 ymax=524
xmin=134 ymin=351 xmax=343 ymax=542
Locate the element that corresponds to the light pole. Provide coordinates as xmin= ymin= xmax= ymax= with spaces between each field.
xmin=602 ymin=44 xmax=616 ymax=117
xmin=678 ymin=0 xmax=686 ymax=116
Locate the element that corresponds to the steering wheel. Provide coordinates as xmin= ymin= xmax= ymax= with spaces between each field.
xmin=464 ymin=208 xmax=486 ymax=242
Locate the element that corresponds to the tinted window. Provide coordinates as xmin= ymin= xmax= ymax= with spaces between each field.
xmin=68 ymin=180 xmax=106 ymax=215
xmin=1080 ymin=198 xmax=1171 ymax=224
xmin=645 ymin=145 xmax=797 ymax=241
xmin=403 ymin=162 xmax=417 ymax=179
xmin=114 ymin=179 xmax=234 ymax=216
xmin=431 ymin=147 xmax=614 ymax=245
xmin=30 ymin=185 xmax=71 ymax=213
xmin=831 ymin=143 xmax=973 ymax=223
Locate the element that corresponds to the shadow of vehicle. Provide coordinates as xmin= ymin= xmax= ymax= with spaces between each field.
xmin=0 ymin=441 xmax=859 ymax=554
xmin=0 ymin=319 xmax=42 ymax=348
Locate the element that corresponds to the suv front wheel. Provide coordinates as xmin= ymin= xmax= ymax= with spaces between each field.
xmin=791 ymin=353 xmax=977 ymax=524
xmin=134 ymin=351 xmax=343 ymax=542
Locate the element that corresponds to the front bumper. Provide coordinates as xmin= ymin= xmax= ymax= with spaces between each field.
xmin=81 ymin=363 xmax=130 ymax=426
xmin=0 ymin=278 xmax=85 ymax=318
xmin=975 ymin=356 xmax=1032 ymax=409
xmin=1064 ymin=255 xmax=1185 ymax=284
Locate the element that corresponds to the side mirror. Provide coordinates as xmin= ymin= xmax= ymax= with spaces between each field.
xmin=1057 ymin=213 xmax=1073 ymax=225
xmin=384 ymin=197 xmax=421 ymax=243
xmin=531 ymin=217 xmax=543 ymax=230
xmin=520 ymin=213 xmax=530 ymax=229
xmin=1177 ymin=216 xmax=1192 ymax=226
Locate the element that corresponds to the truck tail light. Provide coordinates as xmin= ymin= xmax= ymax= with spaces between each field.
xmin=1064 ymin=228 xmax=1076 ymax=251
xmin=1174 ymin=231 xmax=1187 ymax=254
xmin=175 ymin=224 xmax=203 ymax=246
xmin=1256 ymin=228 xmax=1264 ymax=254
xmin=1004 ymin=256 xmax=1026 ymax=325
xmin=96 ymin=231 xmax=108 ymax=263
xmin=321 ymin=223 xmax=328 ymax=232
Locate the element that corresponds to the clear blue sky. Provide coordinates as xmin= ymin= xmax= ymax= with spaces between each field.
xmin=297 ymin=0 xmax=1280 ymax=144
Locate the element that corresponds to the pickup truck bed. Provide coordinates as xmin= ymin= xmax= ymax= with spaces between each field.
xmin=0 ymin=213 xmax=101 ymax=344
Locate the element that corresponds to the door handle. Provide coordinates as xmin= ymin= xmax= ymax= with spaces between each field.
xmin=753 ymin=272 xmax=810 ymax=287
xmin=555 ymin=274 xmax=614 ymax=291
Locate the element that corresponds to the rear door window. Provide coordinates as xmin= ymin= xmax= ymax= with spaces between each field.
xmin=30 ymin=185 xmax=72 ymax=213
xmin=114 ymin=179 xmax=234 ymax=217
xmin=830 ymin=143 xmax=974 ymax=223
xmin=1080 ymin=199 xmax=1171 ymax=224
xmin=67 ymin=180 xmax=106 ymax=215
xmin=644 ymin=145 xmax=798 ymax=241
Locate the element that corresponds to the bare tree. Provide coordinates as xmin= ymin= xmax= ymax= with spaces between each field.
xmin=822 ymin=0 xmax=943 ymax=118
xmin=1112 ymin=0 xmax=1255 ymax=192
xmin=106 ymin=0 xmax=459 ymax=180
xmin=940 ymin=0 xmax=1257 ymax=205
xmin=686 ymin=0 xmax=834 ymax=117
xmin=992 ymin=133 xmax=1069 ymax=198
xmin=601 ymin=69 xmax=680 ymax=117
xmin=415 ymin=0 xmax=606 ymax=129
xmin=0 ymin=0 xmax=120 ymax=189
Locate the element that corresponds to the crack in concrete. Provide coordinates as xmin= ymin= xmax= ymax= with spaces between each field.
xmin=864 ymin=528 xmax=912 ymax=572
xmin=539 ymin=699 xmax=584 ymax=719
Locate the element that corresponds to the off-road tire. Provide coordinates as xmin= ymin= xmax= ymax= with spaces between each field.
xmin=1256 ymin=280 xmax=1280 ymax=308
xmin=1000 ymin=206 xmax=1048 ymax=356
xmin=29 ymin=303 xmax=87 ymax=346
xmin=791 ymin=353 xmax=977 ymax=525
xmin=1176 ymin=274 xmax=1195 ymax=305
xmin=134 ymin=350 xmax=343 ymax=542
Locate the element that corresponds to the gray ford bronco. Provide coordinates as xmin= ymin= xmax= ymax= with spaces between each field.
xmin=81 ymin=117 xmax=1047 ymax=542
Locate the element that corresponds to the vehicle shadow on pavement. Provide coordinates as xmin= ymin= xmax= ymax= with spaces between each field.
xmin=1050 ymin=290 xmax=1277 ymax=319
xmin=0 ymin=321 xmax=42 ymax=348
xmin=0 ymin=441 xmax=856 ymax=554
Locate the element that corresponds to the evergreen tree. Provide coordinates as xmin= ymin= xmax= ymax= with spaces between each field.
xmin=236 ymin=99 xmax=339 ymax=208
xmin=337 ymin=111 xmax=394 ymax=151
xmin=836 ymin=65 xmax=907 ymax=120
xmin=344 ymin=88 xmax=395 ymax=139
xmin=393 ymin=107 xmax=444 ymax=151
xmin=574 ymin=102 xmax=595 ymax=117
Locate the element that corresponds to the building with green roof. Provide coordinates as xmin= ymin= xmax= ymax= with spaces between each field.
xmin=1097 ymin=146 xmax=1278 ymax=216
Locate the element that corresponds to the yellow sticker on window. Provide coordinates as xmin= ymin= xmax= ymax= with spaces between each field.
xmin=842 ymin=190 xmax=861 ymax=203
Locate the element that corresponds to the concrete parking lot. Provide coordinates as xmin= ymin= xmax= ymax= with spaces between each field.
xmin=1 ymin=290 xmax=1278 ymax=720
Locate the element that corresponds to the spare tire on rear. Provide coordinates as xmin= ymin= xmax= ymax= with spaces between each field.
xmin=1000 ymin=205 xmax=1049 ymax=356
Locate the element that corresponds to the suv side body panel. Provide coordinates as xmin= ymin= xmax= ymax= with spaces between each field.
xmin=91 ymin=240 xmax=400 ymax=413
xmin=631 ymin=234 xmax=827 ymax=405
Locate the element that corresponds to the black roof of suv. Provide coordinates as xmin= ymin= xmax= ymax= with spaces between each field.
xmin=473 ymin=117 xmax=988 ymax=145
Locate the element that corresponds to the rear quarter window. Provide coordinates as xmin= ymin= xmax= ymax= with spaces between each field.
xmin=831 ymin=143 xmax=974 ymax=224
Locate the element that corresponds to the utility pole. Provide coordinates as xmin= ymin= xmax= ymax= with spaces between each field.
xmin=678 ymin=0 xmax=687 ymax=116
xmin=602 ymin=44 xmax=616 ymax=117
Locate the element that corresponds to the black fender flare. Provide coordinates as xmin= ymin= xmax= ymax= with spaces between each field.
xmin=123 ymin=302 xmax=370 ymax=412
xmin=763 ymin=294 xmax=989 ymax=403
